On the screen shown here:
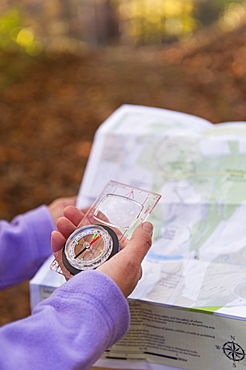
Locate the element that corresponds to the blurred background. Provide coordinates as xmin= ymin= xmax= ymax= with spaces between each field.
xmin=0 ymin=0 xmax=246 ymax=326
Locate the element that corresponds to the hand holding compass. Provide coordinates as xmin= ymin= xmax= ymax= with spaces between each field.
xmin=50 ymin=180 xmax=161 ymax=280
xmin=51 ymin=206 xmax=154 ymax=297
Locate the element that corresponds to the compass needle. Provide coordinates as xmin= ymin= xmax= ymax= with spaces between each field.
xmin=89 ymin=234 xmax=102 ymax=245
xmin=75 ymin=247 xmax=87 ymax=259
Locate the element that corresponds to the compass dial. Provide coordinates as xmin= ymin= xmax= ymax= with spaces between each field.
xmin=62 ymin=224 xmax=119 ymax=275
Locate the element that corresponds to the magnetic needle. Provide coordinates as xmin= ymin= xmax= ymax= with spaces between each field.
xmin=62 ymin=224 xmax=120 ymax=275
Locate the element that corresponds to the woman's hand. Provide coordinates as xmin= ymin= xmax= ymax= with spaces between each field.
xmin=51 ymin=206 xmax=153 ymax=297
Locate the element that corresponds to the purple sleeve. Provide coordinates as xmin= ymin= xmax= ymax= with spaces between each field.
xmin=0 ymin=270 xmax=130 ymax=369
xmin=0 ymin=206 xmax=55 ymax=289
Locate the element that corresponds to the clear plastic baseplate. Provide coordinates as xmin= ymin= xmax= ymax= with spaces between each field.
xmin=50 ymin=180 xmax=161 ymax=278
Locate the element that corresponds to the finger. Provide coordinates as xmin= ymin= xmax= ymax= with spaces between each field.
xmin=97 ymin=222 xmax=153 ymax=297
xmin=121 ymin=222 xmax=153 ymax=264
xmin=56 ymin=217 xmax=77 ymax=238
xmin=65 ymin=196 xmax=77 ymax=205
xmin=60 ymin=196 xmax=77 ymax=207
xmin=51 ymin=230 xmax=66 ymax=253
xmin=63 ymin=206 xmax=85 ymax=227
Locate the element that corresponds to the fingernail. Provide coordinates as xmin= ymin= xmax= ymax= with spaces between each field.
xmin=142 ymin=222 xmax=153 ymax=235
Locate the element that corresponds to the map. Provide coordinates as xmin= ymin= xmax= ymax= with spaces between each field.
xmin=77 ymin=104 xmax=246 ymax=316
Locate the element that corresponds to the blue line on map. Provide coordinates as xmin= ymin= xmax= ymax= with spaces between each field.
xmin=147 ymin=251 xmax=183 ymax=261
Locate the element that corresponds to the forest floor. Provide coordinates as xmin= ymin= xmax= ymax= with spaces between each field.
xmin=0 ymin=21 xmax=246 ymax=326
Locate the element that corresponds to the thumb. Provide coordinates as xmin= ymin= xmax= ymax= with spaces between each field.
xmin=121 ymin=221 xmax=153 ymax=263
xmin=97 ymin=222 xmax=153 ymax=297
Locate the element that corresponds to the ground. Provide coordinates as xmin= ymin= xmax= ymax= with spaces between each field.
xmin=0 ymin=22 xmax=245 ymax=328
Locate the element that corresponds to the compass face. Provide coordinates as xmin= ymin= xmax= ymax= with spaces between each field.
xmin=62 ymin=224 xmax=119 ymax=275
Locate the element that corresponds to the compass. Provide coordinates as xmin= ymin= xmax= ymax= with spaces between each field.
xmin=50 ymin=180 xmax=161 ymax=278
xmin=62 ymin=224 xmax=120 ymax=275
